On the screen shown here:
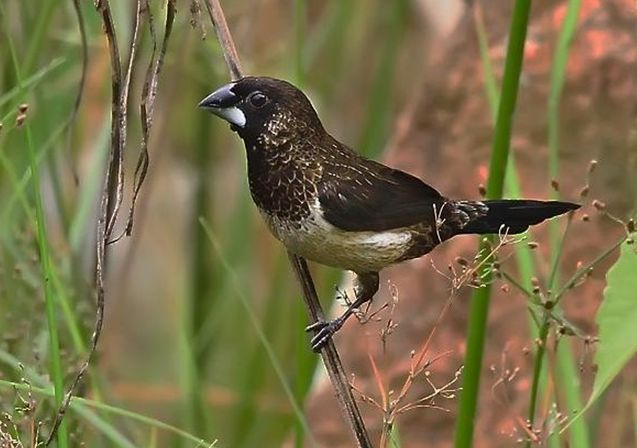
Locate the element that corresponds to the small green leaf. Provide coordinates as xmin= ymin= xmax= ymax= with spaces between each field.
xmin=590 ymin=241 xmax=637 ymax=403
xmin=565 ymin=240 xmax=636 ymax=430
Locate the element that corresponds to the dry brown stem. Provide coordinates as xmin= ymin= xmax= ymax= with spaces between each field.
xmin=45 ymin=1 xmax=175 ymax=444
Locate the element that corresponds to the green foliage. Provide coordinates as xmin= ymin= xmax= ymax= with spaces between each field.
xmin=593 ymin=242 xmax=637 ymax=404
xmin=564 ymin=241 xmax=637 ymax=429
xmin=455 ymin=2 xmax=532 ymax=446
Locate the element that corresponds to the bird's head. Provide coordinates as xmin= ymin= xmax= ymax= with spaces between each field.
xmin=198 ymin=76 xmax=323 ymax=143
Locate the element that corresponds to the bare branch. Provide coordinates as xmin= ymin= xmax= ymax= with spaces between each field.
xmin=121 ymin=0 xmax=177 ymax=238
xmin=202 ymin=0 xmax=243 ymax=80
xmin=106 ymin=0 xmax=144 ymax=241
xmin=44 ymin=0 xmax=126 ymax=441
xmin=287 ymin=254 xmax=373 ymax=448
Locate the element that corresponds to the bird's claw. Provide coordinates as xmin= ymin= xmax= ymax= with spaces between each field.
xmin=305 ymin=318 xmax=344 ymax=352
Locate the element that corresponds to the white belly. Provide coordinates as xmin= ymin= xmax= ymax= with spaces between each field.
xmin=261 ymin=205 xmax=414 ymax=273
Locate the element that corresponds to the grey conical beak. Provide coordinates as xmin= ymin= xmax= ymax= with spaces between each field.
xmin=198 ymin=82 xmax=246 ymax=128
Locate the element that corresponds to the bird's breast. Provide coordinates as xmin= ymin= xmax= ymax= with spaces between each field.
xmin=259 ymin=198 xmax=415 ymax=273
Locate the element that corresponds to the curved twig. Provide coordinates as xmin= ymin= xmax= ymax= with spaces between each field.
xmin=45 ymin=0 xmax=126 ymax=442
xmin=123 ymin=0 xmax=176 ymax=238
xmin=105 ymin=0 xmax=144 ymax=242
xmin=45 ymin=1 xmax=176 ymax=444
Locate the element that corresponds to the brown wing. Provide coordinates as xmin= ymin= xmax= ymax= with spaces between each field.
xmin=318 ymin=158 xmax=445 ymax=232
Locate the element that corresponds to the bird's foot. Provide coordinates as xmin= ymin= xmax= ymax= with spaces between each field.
xmin=305 ymin=316 xmax=346 ymax=352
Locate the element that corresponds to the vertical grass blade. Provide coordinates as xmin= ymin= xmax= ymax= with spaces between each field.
xmin=183 ymin=89 xmax=218 ymax=438
xmin=25 ymin=124 xmax=70 ymax=448
xmin=358 ymin=0 xmax=409 ymax=157
xmin=454 ymin=2 xmax=532 ymax=446
xmin=544 ymin=2 xmax=589 ymax=446
xmin=1 ymin=6 xmax=69 ymax=445
xmin=199 ymin=219 xmax=315 ymax=443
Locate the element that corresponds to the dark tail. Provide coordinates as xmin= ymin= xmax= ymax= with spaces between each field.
xmin=457 ymin=200 xmax=579 ymax=235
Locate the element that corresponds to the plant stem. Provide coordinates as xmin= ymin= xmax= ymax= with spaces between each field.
xmin=2 ymin=7 xmax=70 ymax=445
xmin=454 ymin=1 xmax=532 ymax=446
xmin=288 ymin=254 xmax=372 ymax=448
xmin=527 ymin=313 xmax=551 ymax=424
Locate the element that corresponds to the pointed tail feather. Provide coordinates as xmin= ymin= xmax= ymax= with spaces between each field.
xmin=456 ymin=199 xmax=579 ymax=235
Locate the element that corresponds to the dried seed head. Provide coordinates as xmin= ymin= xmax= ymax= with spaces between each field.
xmin=579 ymin=185 xmax=590 ymax=198
xmin=478 ymin=184 xmax=487 ymax=197
xmin=18 ymin=103 xmax=28 ymax=114
xmin=531 ymin=276 xmax=540 ymax=287
xmin=588 ymin=159 xmax=598 ymax=173
xmin=581 ymin=213 xmax=590 ymax=222
xmin=550 ymin=179 xmax=560 ymax=192
xmin=627 ymin=219 xmax=635 ymax=233
xmin=15 ymin=114 xmax=26 ymax=127
xmin=522 ymin=346 xmax=530 ymax=355
xmin=527 ymin=241 xmax=539 ymax=249
xmin=592 ymin=199 xmax=606 ymax=211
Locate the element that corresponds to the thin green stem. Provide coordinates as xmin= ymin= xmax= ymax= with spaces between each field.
xmin=454 ymin=2 xmax=532 ymax=446
xmin=525 ymin=217 xmax=573 ymax=446
xmin=547 ymin=0 xmax=582 ymax=285
xmin=554 ymin=236 xmax=627 ymax=301
xmin=527 ymin=312 xmax=551 ymax=426
xmin=358 ymin=0 xmax=408 ymax=157
xmin=22 ymin=0 xmax=58 ymax=75
xmin=199 ymin=218 xmax=315 ymax=443
xmin=26 ymin=108 xmax=70 ymax=448
xmin=547 ymin=216 xmax=573 ymax=292
xmin=3 ymin=9 xmax=69 ymax=446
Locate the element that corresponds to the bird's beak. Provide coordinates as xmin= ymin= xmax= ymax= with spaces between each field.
xmin=198 ymin=82 xmax=246 ymax=128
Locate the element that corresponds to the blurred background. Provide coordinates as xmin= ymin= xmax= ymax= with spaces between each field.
xmin=1 ymin=0 xmax=637 ymax=447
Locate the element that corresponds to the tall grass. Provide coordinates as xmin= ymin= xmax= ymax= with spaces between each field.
xmin=545 ymin=2 xmax=588 ymax=445
xmin=454 ymin=1 xmax=532 ymax=446
xmin=2 ymin=5 xmax=69 ymax=445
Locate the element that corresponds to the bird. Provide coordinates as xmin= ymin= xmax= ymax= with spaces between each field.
xmin=198 ymin=76 xmax=579 ymax=352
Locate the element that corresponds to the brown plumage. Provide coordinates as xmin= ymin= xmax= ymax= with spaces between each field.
xmin=199 ymin=76 xmax=579 ymax=351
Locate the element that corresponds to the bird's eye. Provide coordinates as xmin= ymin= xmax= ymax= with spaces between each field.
xmin=248 ymin=92 xmax=268 ymax=108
